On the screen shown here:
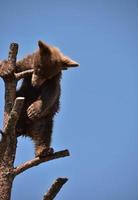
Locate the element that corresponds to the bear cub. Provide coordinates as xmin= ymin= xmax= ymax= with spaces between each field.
xmin=15 ymin=40 xmax=79 ymax=157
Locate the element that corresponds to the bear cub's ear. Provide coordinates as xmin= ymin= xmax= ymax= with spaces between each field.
xmin=38 ymin=40 xmax=51 ymax=54
xmin=62 ymin=56 xmax=79 ymax=70
xmin=38 ymin=40 xmax=80 ymax=69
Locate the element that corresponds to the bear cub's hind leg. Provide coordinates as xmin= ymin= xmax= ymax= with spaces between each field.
xmin=30 ymin=118 xmax=54 ymax=157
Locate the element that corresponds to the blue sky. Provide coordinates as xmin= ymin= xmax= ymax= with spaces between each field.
xmin=0 ymin=0 xmax=138 ymax=199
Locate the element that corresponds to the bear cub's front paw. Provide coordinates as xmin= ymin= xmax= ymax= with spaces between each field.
xmin=27 ymin=101 xmax=42 ymax=120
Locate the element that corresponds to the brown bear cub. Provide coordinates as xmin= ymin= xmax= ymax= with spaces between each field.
xmin=15 ymin=40 xmax=79 ymax=157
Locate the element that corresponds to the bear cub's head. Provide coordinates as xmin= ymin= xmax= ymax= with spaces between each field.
xmin=32 ymin=40 xmax=79 ymax=87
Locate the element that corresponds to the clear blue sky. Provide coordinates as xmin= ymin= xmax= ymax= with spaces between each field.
xmin=0 ymin=0 xmax=138 ymax=200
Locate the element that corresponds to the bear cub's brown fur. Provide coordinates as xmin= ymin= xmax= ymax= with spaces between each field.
xmin=16 ymin=41 xmax=79 ymax=157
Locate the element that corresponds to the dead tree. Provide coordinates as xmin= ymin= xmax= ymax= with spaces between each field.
xmin=0 ymin=43 xmax=70 ymax=200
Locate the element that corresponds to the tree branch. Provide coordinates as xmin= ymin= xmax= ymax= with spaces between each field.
xmin=15 ymin=69 xmax=34 ymax=80
xmin=4 ymin=97 xmax=24 ymax=136
xmin=42 ymin=177 xmax=68 ymax=200
xmin=8 ymin=43 xmax=18 ymax=64
xmin=3 ymin=43 xmax=18 ymax=130
xmin=14 ymin=150 xmax=70 ymax=176
xmin=0 ymin=97 xmax=25 ymax=163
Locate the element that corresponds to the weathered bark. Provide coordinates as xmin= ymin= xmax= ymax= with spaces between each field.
xmin=0 ymin=167 xmax=14 ymax=200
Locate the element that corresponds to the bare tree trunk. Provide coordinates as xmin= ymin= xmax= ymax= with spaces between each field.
xmin=0 ymin=43 xmax=18 ymax=200
xmin=0 ymin=163 xmax=14 ymax=200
